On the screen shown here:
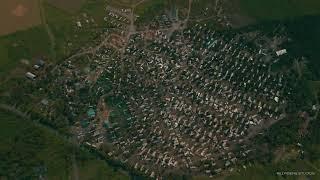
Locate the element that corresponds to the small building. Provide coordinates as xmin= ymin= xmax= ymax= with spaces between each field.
xmin=276 ymin=49 xmax=287 ymax=56
xmin=41 ymin=99 xmax=49 ymax=106
xmin=33 ymin=59 xmax=45 ymax=69
xmin=312 ymin=105 xmax=318 ymax=111
xmin=37 ymin=59 xmax=45 ymax=67
xmin=26 ymin=72 xmax=36 ymax=80
xmin=77 ymin=21 xmax=82 ymax=28
xmin=34 ymin=64 xmax=40 ymax=70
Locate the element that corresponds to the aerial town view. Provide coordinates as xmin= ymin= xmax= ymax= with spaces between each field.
xmin=0 ymin=0 xmax=320 ymax=179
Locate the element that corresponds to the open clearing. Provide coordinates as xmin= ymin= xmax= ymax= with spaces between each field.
xmin=0 ymin=27 xmax=51 ymax=80
xmin=46 ymin=0 xmax=86 ymax=13
xmin=0 ymin=0 xmax=41 ymax=36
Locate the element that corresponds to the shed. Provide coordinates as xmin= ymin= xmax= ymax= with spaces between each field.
xmin=26 ymin=72 xmax=36 ymax=80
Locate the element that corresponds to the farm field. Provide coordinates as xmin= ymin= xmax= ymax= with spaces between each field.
xmin=0 ymin=0 xmax=41 ymax=36
xmin=46 ymin=0 xmax=87 ymax=13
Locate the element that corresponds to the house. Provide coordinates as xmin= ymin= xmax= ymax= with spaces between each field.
xmin=37 ymin=59 xmax=45 ymax=67
xmin=276 ymin=49 xmax=287 ymax=56
xmin=87 ymin=107 xmax=96 ymax=118
xmin=26 ymin=72 xmax=36 ymax=80
xmin=77 ymin=21 xmax=82 ymax=28
xmin=34 ymin=64 xmax=40 ymax=70
xmin=41 ymin=99 xmax=49 ymax=106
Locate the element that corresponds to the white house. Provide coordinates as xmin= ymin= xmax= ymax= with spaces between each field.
xmin=276 ymin=49 xmax=287 ymax=56
xmin=26 ymin=72 xmax=36 ymax=80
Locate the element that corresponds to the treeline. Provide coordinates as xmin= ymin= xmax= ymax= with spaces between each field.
xmin=0 ymin=110 xmax=73 ymax=179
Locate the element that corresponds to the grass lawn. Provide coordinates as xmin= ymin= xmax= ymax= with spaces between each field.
xmin=239 ymin=0 xmax=320 ymax=20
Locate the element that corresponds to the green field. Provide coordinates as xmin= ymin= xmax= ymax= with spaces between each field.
xmin=0 ymin=26 xmax=51 ymax=78
xmin=239 ymin=0 xmax=320 ymax=20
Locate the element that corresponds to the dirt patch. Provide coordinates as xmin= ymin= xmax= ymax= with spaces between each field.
xmin=46 ymin=0 xmax=86 ymax=13
xmin=12 ymin=4 xmax=28 ymax=17
xmin=0 ymin=0 xmax=41 ymax=36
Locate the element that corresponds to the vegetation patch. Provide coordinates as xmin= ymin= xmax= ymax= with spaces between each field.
xmin=239 ymin=0 xmax=320 ymax=21
xmin=0 ymin=110 xmax=129 ymax=179
xmin=135 ymin=0 xmax=167 ymax=23
xmin=0 ymin=110 xmax=72 ymax=179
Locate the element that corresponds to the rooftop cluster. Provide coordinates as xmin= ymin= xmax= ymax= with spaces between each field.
xmin=98 ymin=24 xmax=291 ymax=177
xmin=28 ymin=9 xmax=297 ymax=178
